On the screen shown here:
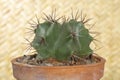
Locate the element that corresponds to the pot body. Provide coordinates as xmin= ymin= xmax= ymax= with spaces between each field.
xmin=11 ymin=55 xmax=105 ymax=80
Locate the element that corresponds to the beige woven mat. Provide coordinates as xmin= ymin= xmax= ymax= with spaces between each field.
xmin=0 ymin=0 xmax=120 ymax=80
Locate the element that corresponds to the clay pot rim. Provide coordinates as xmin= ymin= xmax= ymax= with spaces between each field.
xmin=11 ymin=54 xmax=106 ymax=69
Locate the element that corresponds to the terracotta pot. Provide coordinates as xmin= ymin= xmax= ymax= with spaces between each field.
xmin=11 ymin=54 xmax=106 ymax=80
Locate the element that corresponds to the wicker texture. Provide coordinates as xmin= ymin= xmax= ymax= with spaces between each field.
xmin=0 ymin=0 xmax=120 ymax=80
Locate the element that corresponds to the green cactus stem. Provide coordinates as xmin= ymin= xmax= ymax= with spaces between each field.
xmin=30 ymin=12 xmax=94 ymax=61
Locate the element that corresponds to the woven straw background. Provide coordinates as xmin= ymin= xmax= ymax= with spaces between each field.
xmin=0 ymin=0 xmax=120 ymax=80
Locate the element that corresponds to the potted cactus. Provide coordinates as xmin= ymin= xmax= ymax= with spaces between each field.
xmin=11 ymin=11 xmax=106 ymax=80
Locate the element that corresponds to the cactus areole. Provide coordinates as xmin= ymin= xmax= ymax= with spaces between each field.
xmin=31 ymin=14 xmax=94 ymax=62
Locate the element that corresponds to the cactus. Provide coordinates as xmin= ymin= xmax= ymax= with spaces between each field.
xmin=30 ymin=12 xmax=94 ymax=61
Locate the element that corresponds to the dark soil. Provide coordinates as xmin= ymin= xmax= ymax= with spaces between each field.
xmin=16 ymin=54 xmax=100 ymax=66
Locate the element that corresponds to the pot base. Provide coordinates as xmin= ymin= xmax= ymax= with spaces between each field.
xmin=12 ymin=54 xmax=105 ymax=80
